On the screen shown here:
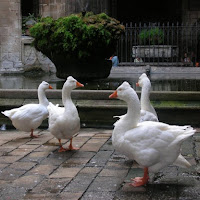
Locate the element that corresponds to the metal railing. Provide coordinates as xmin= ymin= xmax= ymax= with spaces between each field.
xmin=118 ymin=22 xmax=200 ymax=66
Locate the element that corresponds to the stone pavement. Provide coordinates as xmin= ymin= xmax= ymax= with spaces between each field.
xmin=0 ymin=128 xmax=199 ymax=200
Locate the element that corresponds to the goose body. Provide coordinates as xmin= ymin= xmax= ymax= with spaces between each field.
xmin=137 ymin=73 xmax=191 ymax=168
xmin=136 ymin=73 xmax=158 ymax=122
xmin=2 ymin=81 xmax=53 ymax=138
xmin=47 ymin=76 xmax=84 ymax=152
xmin=109 ymin=82 xmax=195 ymax=187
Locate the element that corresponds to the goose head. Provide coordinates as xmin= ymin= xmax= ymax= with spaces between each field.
xmin=63 ymin=76 xmax=84 ymax=91
xmin=38 ymin=81 xmax=53 ymax=90
xmin=109 ymin=81 xmax=137 ymax=102
xmin=109 ymin=81 xmax=141 ymax=128
xmin=136 ymin=73 xmax=151 ymax=88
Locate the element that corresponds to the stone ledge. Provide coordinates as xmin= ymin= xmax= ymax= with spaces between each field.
xmin=1 ymin=89 xmax=200 ymax=128
xmin=0 ymin=89 xmax=200 ymax=101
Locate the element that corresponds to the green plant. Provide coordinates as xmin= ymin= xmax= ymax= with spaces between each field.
xmin=29 ymin=12 xmax=125 ymax=61
xmin=22 ymin=13 xmax=40 ymax=35
xmin=139 ymin=27 xmax=164 ymax=45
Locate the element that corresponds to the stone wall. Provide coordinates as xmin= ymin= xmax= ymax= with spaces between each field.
xmin=0 ymin=0 xmax=23 ymax=72
xmin=65 ymin=0 xmax=110 ymax=16
xmin=22 ymin=36 xmax=56 ymax=73
xmin=182 ymin=0 xmax=200 ymax=25
xmin=0 ymin=0 xmax=57 ymax=74
xmin=0 ymin=0 xmax=200 ymax=74
xmin=39 ymin=0 xmax=66 ymax=18
xmin=39 ymin=0 xmax=110 ymax=18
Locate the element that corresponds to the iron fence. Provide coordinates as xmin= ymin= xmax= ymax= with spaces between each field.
xmin=118 ymin=22 xmax=200 ymax=66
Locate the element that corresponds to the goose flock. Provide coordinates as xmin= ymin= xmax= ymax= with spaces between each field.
xmin=1 ymin=74 xmax=196 ymax=187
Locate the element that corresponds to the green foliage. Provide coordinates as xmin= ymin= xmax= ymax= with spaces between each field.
xmin=22 ymin=13 xmax=40 ymax=35
xmin=139 ymin=27 xmax=164 ymax=45
xmin=30 ymin=12 xmax=125 ymax=60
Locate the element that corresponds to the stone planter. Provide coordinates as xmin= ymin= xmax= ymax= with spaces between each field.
xmin=49 ymin=54 xmax=112 ymax=80
xmin=132 ymin=45 xmax=179 ymax=58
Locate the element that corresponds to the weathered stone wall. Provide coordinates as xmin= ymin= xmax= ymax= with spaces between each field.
xmin=39 ymin=0 xmax=110 ymax=18
xmin=39 ymin=0 xmax=66 ymax=19
xmin=0 ymin=0 xmax=23 ymax=72
xmin=0 ymin=0 xmax=56 ymax=73
xmin=65 ymin=0 xmax=110 ymax=16
xmin=182 ymin=0 xmax=200 ymax=25
xmin=22 ymin=36 xmax=56 ymax=73
xmin=0 ymin=0 xmax=200 ymax=74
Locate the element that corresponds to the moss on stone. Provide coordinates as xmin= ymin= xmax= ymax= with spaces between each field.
xmin=152 ymin=100 xmax=200 ymax=108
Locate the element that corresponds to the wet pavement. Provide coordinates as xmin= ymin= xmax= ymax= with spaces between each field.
xmin=0 ymin=127 xmax=199 ymax=200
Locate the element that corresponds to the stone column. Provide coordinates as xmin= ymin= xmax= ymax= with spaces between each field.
xmin=0 ymin=0 xmax=23 ymax=72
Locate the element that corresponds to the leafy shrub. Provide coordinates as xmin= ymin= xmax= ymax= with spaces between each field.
xmin=22 ymin=13 xmax=40 ymax=35
xmin=139 ymin=27 xmax=164 ymax=45
xmin=30 ymin=12 xmax=124 ymax=61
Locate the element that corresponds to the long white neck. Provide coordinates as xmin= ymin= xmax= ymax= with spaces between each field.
xmin=126 ymin=92 xmax=141 ymax=127
xmin=141 ymin=82 xmax=157 ymax=117
xmin=62 ymin=86 xmax=72 ymax=106
xmin=38 ymin=87 xmax=49 ymax=107
xmin=62 ymin=86 xmax=77 ymax=115
xmin=141 ymin=84 xmax=152 ymax=111
xmin=114 ymin=89 xmax=140 ymax=132
xmin=112 ymin=89 xmax=141 ymax=147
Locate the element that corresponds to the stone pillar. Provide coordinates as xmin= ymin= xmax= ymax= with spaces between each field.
xmin=0 ymin=0 xmax=23 ymax=72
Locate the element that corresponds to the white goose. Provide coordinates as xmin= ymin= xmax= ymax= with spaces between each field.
xmin=2 ymin=81 xmax=53 ymax=138
xmin=137 ymin=73 xmax=192 ymax=168
xmin=136 ymin=73 xmax=158 ymax=122
xmin=47 ymin=76 xmax=84 ymax=152
xmin=113 ymin=74 xmax=157 ymax=122
xmin=109 ymin=82 xmax=195 ymax=187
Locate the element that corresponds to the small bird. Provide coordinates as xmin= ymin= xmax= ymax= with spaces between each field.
xmin=47 ymin=76 xmax=84 ymax=152
xmin=136 ymin=73 xmax=158 ymax=122
xmin=2 ymin=81 xmax=53 ymax=138
xmin=109 ymin=81 xmax=195 ymax=187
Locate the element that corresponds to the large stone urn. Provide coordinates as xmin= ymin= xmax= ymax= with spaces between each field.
xmin=49 ymin=54 xmax=112 ymax=80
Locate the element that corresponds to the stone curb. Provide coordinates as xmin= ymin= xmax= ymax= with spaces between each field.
xmin=1 ymin=90 xmax=200 ymax=127
xmin=0 ymin=89 xmax=200 ymax=100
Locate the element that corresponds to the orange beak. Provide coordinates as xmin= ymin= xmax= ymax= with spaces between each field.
xmin=49 ymin=85 xmax=53 ymax=89
xmin=109 ymin=90 xmax=118 ymax=98
xmin=136 ymin=82 xmax=139 ymax=87
xmin=76 ymin=81 xmax=84 ymax=88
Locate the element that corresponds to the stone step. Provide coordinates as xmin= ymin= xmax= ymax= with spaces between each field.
xmin=0 ymin=89 xmax=200 ymax=128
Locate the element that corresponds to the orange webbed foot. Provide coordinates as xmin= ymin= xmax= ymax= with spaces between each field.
xmin=67 ymin=145 xmax=79 ymax=151
xmin=131 ymin=177 xmax=144 ymax=182
xmin=30 ymin=129 xmax=39 ymax=138
xmin=58 ymin=146 xmax=68 ymax=152
xmin=130 ymin=176 xmax=149 ymax=187
xmin=67 ymin=138 xmax=79 ymax=151
xmin=130 ymin=167 xmax=149 ymax=187
xmin=30 ymin=133 xmax=39 ymax=138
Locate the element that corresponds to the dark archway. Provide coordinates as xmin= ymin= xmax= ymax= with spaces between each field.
xmin=21 ymin=0 xmax=39 ymax=17
xmin=116 ymin=0 xmax=182 ymax=23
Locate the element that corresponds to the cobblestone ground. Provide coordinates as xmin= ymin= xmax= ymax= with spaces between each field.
xmin=0 ymin=128 xmax=199 ymax=200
